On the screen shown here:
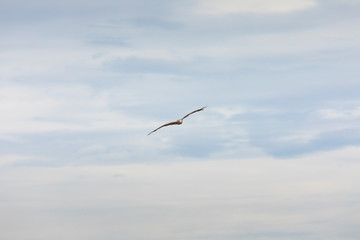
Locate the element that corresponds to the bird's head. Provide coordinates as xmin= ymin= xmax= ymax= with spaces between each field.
xmin=177 ymin=119 xmax=183 ymax=124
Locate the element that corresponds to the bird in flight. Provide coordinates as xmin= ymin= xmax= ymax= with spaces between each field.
xmin=148 ymin=106 xmax=207 ymax=135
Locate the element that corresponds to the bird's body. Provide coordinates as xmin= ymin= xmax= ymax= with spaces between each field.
xmin=148 ymin=106 xmax=206 ymax=135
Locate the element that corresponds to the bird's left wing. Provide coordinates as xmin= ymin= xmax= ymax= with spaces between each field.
xmin=181 ymin=106 xmax=207 ymax=120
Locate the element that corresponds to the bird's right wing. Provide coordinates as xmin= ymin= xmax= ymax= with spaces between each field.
xmin=147 ymin=121 xmax=179 ymax=135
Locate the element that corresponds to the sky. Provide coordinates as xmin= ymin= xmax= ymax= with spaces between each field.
xmin=1 ymin=0 xmax=360 ymax=239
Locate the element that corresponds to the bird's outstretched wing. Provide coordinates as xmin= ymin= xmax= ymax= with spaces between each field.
xmin=181 ymin=106 xmax=207 ymax=120
xmin=147 ymin=121 xmax=180 ymax=135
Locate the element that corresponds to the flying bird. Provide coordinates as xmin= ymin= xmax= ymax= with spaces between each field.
xmin=148 ymin=106 xmax=207 ymax=135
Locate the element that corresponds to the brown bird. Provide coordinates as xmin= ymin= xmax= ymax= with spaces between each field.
xmin=148 ymin=106 xmax=207 ymax=135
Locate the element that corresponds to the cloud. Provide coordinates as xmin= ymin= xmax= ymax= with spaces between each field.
xmin=261 ymin=129 xmax=360 ymax=157
xmin=78 ymin=144 xmax=108 ymax=155
xmin=318 ymin=108 xmax=346 ymax=119
xmin=0 ymin=84 xmax=152 ymax=135
xmin=1 ymin=146 xmax=360 ymax=239
xmin=211 ymin=106 xmax=246 ymax=119
xmin=0 ymin=154 xmax=42 ymax=167
xmin=195 ymin=0 xmax=317 ymax=16
xmin=317 ymin=106 xmax=360 ymax=120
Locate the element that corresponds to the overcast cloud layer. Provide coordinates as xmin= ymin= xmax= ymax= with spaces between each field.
xmin=1 ymin=0 xmax=360 ymax=239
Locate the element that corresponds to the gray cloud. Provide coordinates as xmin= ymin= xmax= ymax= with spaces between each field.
xmin=1 ymin=148 xmax=360 ymax=239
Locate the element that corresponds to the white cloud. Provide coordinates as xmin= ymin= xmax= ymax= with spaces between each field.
xmin=0 ymin=37 xmax=92 ymax=79
xmin=0 ymin=85 xmax=152 ymax=135
xmin=211 ymin=105 xmax=281 ymax=119
xmin=0 ymin=154 xmax=42 ymax=167
xmin=196 ymin=0 xmax=317 ymax=16
xmin=318 ymin=106 xmax=360 ymax=120
xmin=318 ymin=108 xmax=345 ymax=119
xmin=211 ymin=106 xmax=245 ymax=118
xmin=78 ymin=144 xmax=108 ymax=155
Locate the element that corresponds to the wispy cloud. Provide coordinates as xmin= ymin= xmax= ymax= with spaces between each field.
xmin=318 ymin=106 xmax=360 ymax=120
xmin=0 ymin=84 xmax=151 ymax=135
xmin=195 ymin=0 xmax=317 ymax=15
xmin=0 ymin=154 xmax=42 ymax=167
